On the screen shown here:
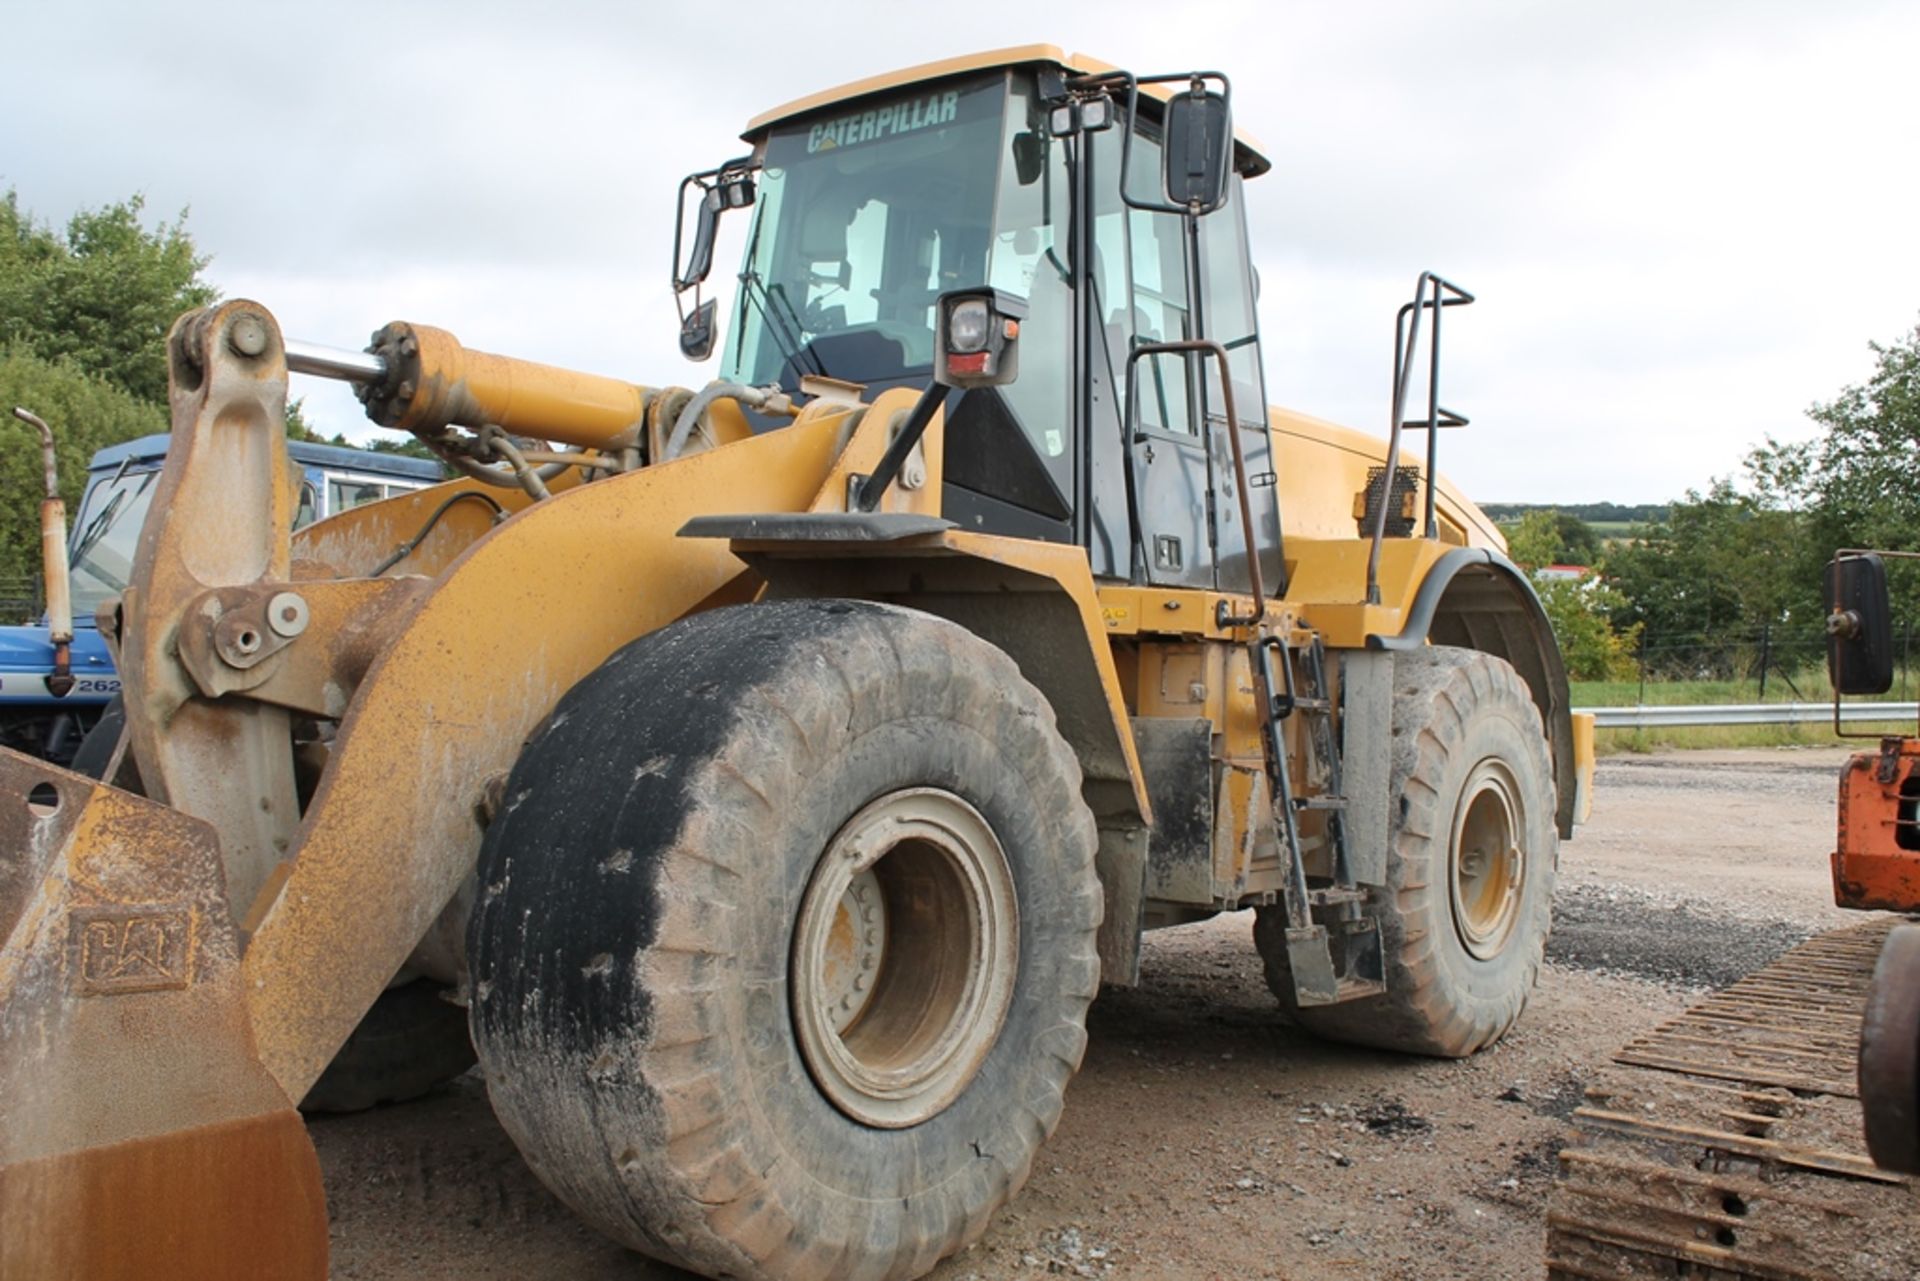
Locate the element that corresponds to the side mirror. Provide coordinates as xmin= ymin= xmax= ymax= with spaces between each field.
xmin=934 ymin=288 xmax=1027 ymax=390
xmin=679 ymin=189 xmax=723 ymax=293
xmin=1828 ymin=553 xmax=1894 ymax=695
xmin=672 ymin=162 xmax=756 ymax=294
xmin=672 ymin=160 xmax=755 ymax=363
xmin=1162 ymin=84 xmax=1231 ymax=212
xmin=679 ymin=299 xmax=717 ymax=361
xmin=1011 ymin=131 xmax=1045 ymax=186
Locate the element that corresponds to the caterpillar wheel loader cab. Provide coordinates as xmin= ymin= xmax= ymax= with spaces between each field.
xmin=0 ymin=45 xmax=1589 ymax=1281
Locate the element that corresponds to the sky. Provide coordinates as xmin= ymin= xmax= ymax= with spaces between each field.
xmin=4 ymin=0 xmax=1917 ymax=504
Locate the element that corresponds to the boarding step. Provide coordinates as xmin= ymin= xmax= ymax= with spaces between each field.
xmin=1278 ymin=696 xmax=1332 ymax=716
xmin=1293 ymin=795 xmax=1347 ymax=813
xmin=1286 ymin=918 xmax=1387 ymax=1006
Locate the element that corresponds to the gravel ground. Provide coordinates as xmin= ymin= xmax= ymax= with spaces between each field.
xmin=317 ymin=745 xmax=1886 ymax=1281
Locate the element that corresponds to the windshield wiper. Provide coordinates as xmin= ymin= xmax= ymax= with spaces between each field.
xmin=70 ymin=472 xmax=153 ymax=569
xmin=740 ymin=268 xmax=828 ymax=381
xmin=70 ymin=490 xmax=127 ymax=567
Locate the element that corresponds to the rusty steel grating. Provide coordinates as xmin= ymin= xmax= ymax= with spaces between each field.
xmin=1547 ymin=919 xmax=1920 ymax=1281
xmin=1613 ymin=924 xmax=1895 ymax=1098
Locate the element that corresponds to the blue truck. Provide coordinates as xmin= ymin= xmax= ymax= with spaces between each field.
xmin=0 ymin=432 xmax=442 ymax=764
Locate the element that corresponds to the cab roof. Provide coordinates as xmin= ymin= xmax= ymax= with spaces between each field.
xmin=89 ymin=433 xmax=445 ymax=481
xmin=745 ymin=43 xmax=1272 ymax=178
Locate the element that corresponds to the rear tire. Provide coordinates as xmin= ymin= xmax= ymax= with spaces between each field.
xmin=1255 ymin=647 xmax=1556 ymax=1056
xmin=68 ymin=695 xmax=134 ymax=787
xmin=299 ymin=979 xmax=477 ymax=1113
xmin=469 ymin=599 xmax=1102 ymax=1281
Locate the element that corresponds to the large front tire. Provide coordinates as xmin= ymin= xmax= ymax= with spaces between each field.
xmin=469 ymin=600 xmax=1102 ymax=1281
xmin=1256 ymin=646 xmax=1557 ymax=1057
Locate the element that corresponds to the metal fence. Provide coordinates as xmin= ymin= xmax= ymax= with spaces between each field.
xmin=1580 ymin=702 xmax=1920 ymax=730
xmin=1620 ymin=623 xmax=1920 ymax=702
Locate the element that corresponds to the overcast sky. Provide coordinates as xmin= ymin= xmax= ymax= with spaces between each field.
xmin=5 ymin=1 xmax=1916 ymax=503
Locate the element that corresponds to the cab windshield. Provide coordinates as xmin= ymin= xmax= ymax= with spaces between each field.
xmin=68 ymin=467 xmax=159 ymax=616
xmin=723 ymin=75 xmax=1010 ymax=391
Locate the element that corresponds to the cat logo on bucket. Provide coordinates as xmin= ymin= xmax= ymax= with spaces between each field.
xmin=808 ymin=91 xmax=961 ymax=153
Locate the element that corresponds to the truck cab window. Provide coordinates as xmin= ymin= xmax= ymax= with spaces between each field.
xmin=724 ymin=77 xmax=1005 ymax=394
xmin=1197 ymin=183 xmax=1266 ymax=428
xmin=1094 ymin=128 xmax=1197 ymax=438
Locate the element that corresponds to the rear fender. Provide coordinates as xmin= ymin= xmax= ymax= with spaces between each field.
xmin=1372 ymin=549 xmax=1583 ymax=837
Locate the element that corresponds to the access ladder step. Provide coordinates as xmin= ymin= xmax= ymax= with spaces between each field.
xmin=1287 ymin=914 xmax=1386 ymax=1007
xmin=1284 ymin=926 xmax=1341 ymax=1006
xmin=1293 ymin=795 xmax=1347 ymax=813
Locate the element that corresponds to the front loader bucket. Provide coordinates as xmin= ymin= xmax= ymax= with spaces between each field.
xmin=0 ymin=750 xmax=327 ymax=1280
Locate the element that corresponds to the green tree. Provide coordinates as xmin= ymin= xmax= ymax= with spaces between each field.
xmin=0 ymin=191 xmax=216 ymax=405
xmin=0 ymin=192 xmax=224 ymax=591
xmin=1605 ymin=479 xmax=1814 ymax=679
xmin=1537 ymin=578 xmax=1641 ymax=681
xmin=1755 ymin=320 xmax=1920 ymax=621
xmin=0 ymin=349 xmax=167 ymax=596
xmin=1505 ymin=509 xmax=1562 ymax=569
xmin=1570 ymin=318 xmax=1920 ymax=684
xmin=1503 ymin=508 xmax=1600 ymax=567
xmin=1506 ymin=509 xmax=1639 ymax=679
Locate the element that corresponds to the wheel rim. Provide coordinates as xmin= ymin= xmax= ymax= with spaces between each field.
xmin=792 ymin=787 xmax=1019 ymax=1129
xmin=1449 ymin=759 xmax=1525 ymax=960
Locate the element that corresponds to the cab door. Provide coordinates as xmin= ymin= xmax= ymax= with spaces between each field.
xmin=1097 ymin=133 xmax=1280 ymax=594
xmin=1195 ymin=178 xmax=1282 ymax=597
xmin=1096 ymin=132 xmax=1215 ymax=591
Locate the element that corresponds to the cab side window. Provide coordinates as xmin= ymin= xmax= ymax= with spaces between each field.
xmin=1197 ymin=191 xmax=1264 ymax=428
xmin=1093 ymin=129 xmax=1197 ymax=438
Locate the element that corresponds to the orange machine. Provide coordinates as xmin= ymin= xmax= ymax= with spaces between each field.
xmin=1826 ymin=551 xmax=1920 ymax=1174
xmin=1834 ymin=738 xmax=1920 ymax=911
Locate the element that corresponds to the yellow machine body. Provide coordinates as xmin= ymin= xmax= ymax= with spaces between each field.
xmin=0 ymin=44 xmax=1591 ymax=1281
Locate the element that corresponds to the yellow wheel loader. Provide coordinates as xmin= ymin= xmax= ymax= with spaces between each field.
xmin=0 ymin=45 xmax=1593 ymax=1281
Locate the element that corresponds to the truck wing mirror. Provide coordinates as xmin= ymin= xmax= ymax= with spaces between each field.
xmin=1100 ymin=71 xmax=1234 ymax=219
xmin=1162 ymin=82 xmax=1231 ymax=212
xmin=1828 ymin=553 xmax=1894 ymax=696
xmin=680 ymin=188 xmax=723 ymax=292
xmin=679 ymin=299 xmax=718 ymax=361
xmin=1011 ymin=130 xmax=1046 ymax=186
xmin=672 ymin=159 xmax=757 ymax=361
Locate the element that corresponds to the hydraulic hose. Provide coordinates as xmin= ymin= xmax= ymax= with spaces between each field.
xmin=664 ymin=381 xmax=794 ymax=460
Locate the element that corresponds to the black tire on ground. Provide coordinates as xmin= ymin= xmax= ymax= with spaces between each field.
xmin=1255 ymin=646 xmax=1557 ymax=1057
xmin=300 ymin=978 xmax=478 ymax=1113
xmin=68 ymin=694 xmax=136 ymax=788
xmin=73 ymin=696 xmax=477 ymax=1112
xmin=468 ymin=599 xmax=1102 ymax=1281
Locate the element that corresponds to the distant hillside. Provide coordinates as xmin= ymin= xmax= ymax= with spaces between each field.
xmin=1481 ymin=502 xmax=1668 ymax=526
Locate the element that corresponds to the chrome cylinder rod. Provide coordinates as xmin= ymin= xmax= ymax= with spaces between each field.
xmin=285 ymin=339 xmax=388 ymax=384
